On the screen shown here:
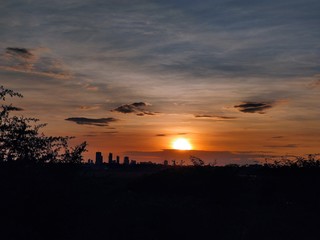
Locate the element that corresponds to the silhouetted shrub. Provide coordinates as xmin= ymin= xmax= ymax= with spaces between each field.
xmin=0 ymin=86 xmax=87 ymax=164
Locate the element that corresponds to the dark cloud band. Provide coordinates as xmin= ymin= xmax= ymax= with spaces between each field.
xmin=112 ymin=102 xmax=156 ymax=116
xmin=234 ymin=102 xmax=274 ymax=114
xmin=65 ymin=117 xmax=118 ymax=127
xmin=194 ymin=114 xmax=237 ymax=119
xmin=6 ymin=47 xmax=33 ymax=58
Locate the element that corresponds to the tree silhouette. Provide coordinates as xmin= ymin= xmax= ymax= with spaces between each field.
xmin=190 ymin=155 xmax=204 ymax=166
xmin=0 ymin=86 xmax=87 ymax=164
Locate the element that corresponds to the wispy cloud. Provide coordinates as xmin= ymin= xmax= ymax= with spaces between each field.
xmin=156 ymin=134 xmax=166 ymax=137
xmin=155 ymin=132 xmax=189 ymax=137
xmin=234 ymin=102 xmax=274 ymax=114
xmin=6 ymin=47 xmax=33 ymax=59
xmin=102 ymin=131 xmax=118 ymax=134
xmin=194 ymin=114 xmax=237 ymax=120
xmin=111 ymin=102 xmax=157 ymax=116
xmin=308 ymin=76 xmax=320 ymax=89
xmin=264 ymin=144 xmax=298 ymax=148
xmin=272 ymin=136 xmax=284 ymax=139
xmin=78 ymin=105 xmax=100 ymax=111
xmin=0 ymin=47 xmax=72 ymax=80
xmin=65 ymin=117 xmax=118 ymax=127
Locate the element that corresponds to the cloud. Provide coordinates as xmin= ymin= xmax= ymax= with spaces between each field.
xmin=83 ymin=130 xmax=118 ymax=137
xmin=5 ymin=106 xmax=24 ymax=111
xmin=156 ymin=134 xmax=166 ymax=137
xmin=102 ymin=131 xmax=118 ymax=134
xmin=83 ymin=134 xmax=98 ymax=137
xmin=111 ymin=102 xmax=156 ymax=116
xmin=6 ymin=47 xmax=33 ymax=59
xmin=234 ymin=102 xmax=274 ymax=114
xmin=309 ymin=78 xmax=320 ymax=89
xmin=272 ymin=136 xmax=284 ymax=139
xmin=65 ymin=117 xmax=118 ymax=127
xmin=155 ymin=132 xmax=188 ymax=137
xmin=264 ymin=144 xmax=297 ymax=148
xmin=78 ymin=105 xmax=100 ymax=111
xmin=0 ymin=47 xmax=72 ymax=80
xmin=194 ymin=114 xmax=237 ymax=120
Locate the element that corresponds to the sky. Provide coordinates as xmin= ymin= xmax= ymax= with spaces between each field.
xmin=1 ymin=0 xmax=320 ymax=165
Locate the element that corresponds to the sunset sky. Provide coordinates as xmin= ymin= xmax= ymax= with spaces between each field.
xmin=1 ymin=0 xmax=320 ymax=165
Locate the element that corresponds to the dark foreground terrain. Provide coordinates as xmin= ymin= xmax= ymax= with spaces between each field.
xmin=0 ymin=164 xmax=320 ymax=240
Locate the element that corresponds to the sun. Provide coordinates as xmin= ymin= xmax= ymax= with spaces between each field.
xmin=172 ymin=138 xmax=192 ymax=150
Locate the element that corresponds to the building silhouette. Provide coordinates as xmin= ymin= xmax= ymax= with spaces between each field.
xmin=124 ymin=156 xmax=129 ymax=165
xmin=116 ymin=156 xmax=120 ymax=165
xmin=95 ymin=152 xmax=103 ymax=165
xmin=108 ymin=153 xmax=113 ymax=164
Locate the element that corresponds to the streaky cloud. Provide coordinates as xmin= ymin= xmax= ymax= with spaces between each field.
xmin=234 ymin=101 xmax=274 ymax=114
xmin=194 ymin=114 xmax=237 ymax=120
xmin=156 ymin=134 xmax=166 ymax=137
xmin=264 ymin=144 xmax=298 ymax=148
xmin=65 ymin=117 xmax=118 ymax=127
xmin=0 ymin=47 xmax=72 ymax=80
xmin=6 ymin=47 xmax=33 ymax=59
xmin=111 ymin=102 xmax=156 ymax=116
xmin=272 ymin=136 xmax=284 ymax=139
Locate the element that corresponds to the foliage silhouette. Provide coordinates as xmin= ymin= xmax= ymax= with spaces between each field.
xmin=264 ymin=154 xmax=320 ymax=169
xmin=190 ymin=155 xmax=205 ymax=166
xmin=0 ymin=86 xmax=87 ymax=164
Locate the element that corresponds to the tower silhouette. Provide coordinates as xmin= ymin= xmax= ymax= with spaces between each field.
xmin=95 ymin=152 xmax=103 ymax=165
xmin=108 ymin=153 xmax=113 ymax=164
xmin=124 ymin=156 xmax=129 ymax=165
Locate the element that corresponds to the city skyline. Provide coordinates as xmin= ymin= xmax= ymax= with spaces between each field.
xmin=1 ymin=0 xmax=320 ymax=164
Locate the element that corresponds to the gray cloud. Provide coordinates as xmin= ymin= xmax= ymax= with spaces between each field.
xmin=6 ymin=47 xmax=33 ymax=59
xmin=83 ymin=130 xmax=118 ymax=137
xmin=5 ymin=106 xmax=24 ymax=111
xmin=0 ymin=47 xmax=72 ymax=79
xmin=309 ymin=78 xmax=320 ymax=89
xmin=272 ymin=136 xmax=284 ymax=139
xmin=78 ymin=105 xmax=100 ymax=111
xmin=1 ymin=0 xmax=319 ymax=83
xmin=65 ymin=117 xmax=118 ymax=126
xmin=234 ymin=102 xmax=274 ymax=114
xmin=264 ymin=144 xmax=298 ymax=148
xmin=112 ymin=102 xmax=156 ymax=116
xmin=194 ymin=114 xmax=237 ymax=120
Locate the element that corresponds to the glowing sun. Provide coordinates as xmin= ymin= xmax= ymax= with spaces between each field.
xmin=172 ymin=138 xmax=192 ymax=150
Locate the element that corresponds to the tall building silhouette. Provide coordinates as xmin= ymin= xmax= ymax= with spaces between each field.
xmin=108 ymin=153 xmax=113 ymax=164
xmin=95 ymin=152 xmax=103 ymax=165
xmin=123 ymin=156 xmax=129 ymax=165
xmin=116 ymin=156 xmax=120 ymax=165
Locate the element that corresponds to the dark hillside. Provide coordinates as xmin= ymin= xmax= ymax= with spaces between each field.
xmin=0 ymin=164 xmax=320 ymax=240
